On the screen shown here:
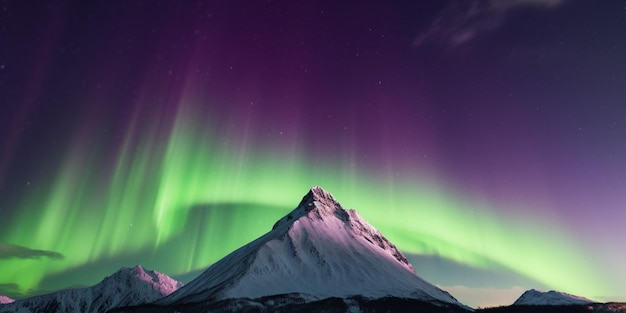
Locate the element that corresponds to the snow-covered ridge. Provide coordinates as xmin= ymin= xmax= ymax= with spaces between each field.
xmin=0 ymin=265 xmax=183 ymax=313
xmin=0 ymin=296 xmax=13 ymax=304
xmin=158 ymin=186 xmax=466 ymax=309
xmin=513 ymin=289 xmax=593 ymax=306
xmin=272 ymin=186 xmax=415 ymax=272
xmin=109 ymin=265 xmax=182 ymax=297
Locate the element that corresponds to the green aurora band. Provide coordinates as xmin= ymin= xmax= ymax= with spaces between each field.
xmin=0 ymin=99 xmax=608 ymax=300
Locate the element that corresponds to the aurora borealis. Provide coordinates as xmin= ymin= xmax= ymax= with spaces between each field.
xmin=1 ymin=0 xmax=625 ymax=308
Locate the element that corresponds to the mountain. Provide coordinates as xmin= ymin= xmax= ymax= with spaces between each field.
xmin=141 ymin=186 xmax=468 ymax=312
xmin=0 ymin=296 xmax=13 ymax=304
xmin=513 ymin=289 xmax=593 ymax=306
xmin=477 ymin=290 xmax=626 ymax=313
xmin=0 ymin=265 xmax=182 ymax=313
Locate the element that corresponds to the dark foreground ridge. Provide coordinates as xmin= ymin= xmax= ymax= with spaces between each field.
xmin=110 ymin=298 xmax=626 ymax=313
xmin=109 ymin=294 xmax=470 ymax=313
xmin=476 ymin=303 xmax=626 ymax=313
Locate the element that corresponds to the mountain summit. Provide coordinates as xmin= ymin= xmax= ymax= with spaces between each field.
xmin=513 ymin=289 xmax=593 ymax=306
xmin=158 ymin=186 xmax=464 ymax=309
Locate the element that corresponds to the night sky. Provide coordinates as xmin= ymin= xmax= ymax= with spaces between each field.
xmin=1 ymin=0 xmax=625 ymax=308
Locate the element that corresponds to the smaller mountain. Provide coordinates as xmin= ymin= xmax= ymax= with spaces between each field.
xmin=513 ymin=289 xmax=593 ymax=306
xmin=0 ymin=265 xmax=183 ymax=313
xmin=0 ymin=296 xmax=14 ymax=304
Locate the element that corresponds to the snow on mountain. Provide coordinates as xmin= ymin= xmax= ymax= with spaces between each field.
xmin=0 ymin=296 xmax=14 ymax=304
xmin=513 ymin=289 xmax=594 ymax=306
xmin=158 ymin=186 xmax=465 ymax=309
xmin=0 ymin=265 xmax=183 ymax=313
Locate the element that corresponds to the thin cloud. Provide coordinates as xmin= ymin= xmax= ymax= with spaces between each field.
xmin=0 ymin=243 xmax=64 ymax=260
xmin=490 ymin=0 xmax=564 ymax=11
xmin=0 ymin=283 xmax=52 ymax=300
xmin=0 ymin=283 xmax=22 ymax=299
xmin=414 ymin=0 xmax=566 ymax=48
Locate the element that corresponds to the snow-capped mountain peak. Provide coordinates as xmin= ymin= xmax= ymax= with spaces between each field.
xmin=158 ymin=186 xmax=465 ymax=309
xmin=0 ymin=296 xmax=13 ymax=304
xmin=0 ymin=265 xmax=183 ymax=313
xmin=272 ymin=186 xmax=416 ymax=272
xmin=107 ymin=265 xmax=182 ymax=297
xmin=513 ymin=288 xmax=594 ymax=306
xmin=271 ymin=185 xmax=345 ymax=229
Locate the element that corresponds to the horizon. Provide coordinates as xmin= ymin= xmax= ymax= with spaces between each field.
xmin=1 ymin=0 xmax=625 ymax=308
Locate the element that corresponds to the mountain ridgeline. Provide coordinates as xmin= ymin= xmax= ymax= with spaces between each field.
xmin=0 ymin=265 xmax=182 ymax=313
xmin=2 ymin=187 xmax=623 ymax=313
